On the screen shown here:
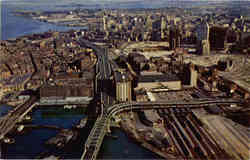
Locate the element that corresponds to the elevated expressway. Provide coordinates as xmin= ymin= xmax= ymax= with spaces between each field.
xmin=79 ymin=38 xmax=245 ymax=160
xmin=79 ymin=38 xmax=244 ymax=160
xmin=0 ymin=96 xmax=38 ymax=140
xmin=79 ymin=38 xmax=113 ymax=160
xmin=81 ymin=97 xmax=243 ymax=160
xmin=106 ymin=99 xmax=243 ymax=118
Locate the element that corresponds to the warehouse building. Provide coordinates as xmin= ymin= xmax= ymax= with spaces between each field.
xmin=39 ymin=84 xmax=93 ymax=106
xmin=114 ymin=71 xmax=133 ymax=102
xmin=136 ymin=71 xmax=181 ymax=91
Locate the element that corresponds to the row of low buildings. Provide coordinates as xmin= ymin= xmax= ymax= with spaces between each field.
xmin=114 ymin=69 xmax=191 ymax=102
xmin=0 ymin=30 xmax=98 ymax=104
xmin=39 ymin=71 xmax=94 ymax=106
xmin=0 ymin=73 xmax=32 ymax=95
xmin=39 ymin=84 xmax=94 ymax=106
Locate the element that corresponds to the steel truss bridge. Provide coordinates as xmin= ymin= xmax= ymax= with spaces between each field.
xmin=79 ymin=38 xmax=245 ymax=160
xmin=81 ymin=98 xmax=243 ymax=160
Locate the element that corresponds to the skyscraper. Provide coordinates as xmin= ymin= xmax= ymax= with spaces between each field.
xmin=196 ymin=20 xmax=210 ymax=55
xmin=161 ymin=17 xmax=166 ymax=39
xmin=169 ymin=26 xmax=180 ymax=50
xmin=103 ymin=15 xmax=107 ymax=31
xmin=146 ymin=15 xmax=153 ymax=31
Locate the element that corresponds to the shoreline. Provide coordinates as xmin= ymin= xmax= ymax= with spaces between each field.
xmin=119 ymin=112 xmax=179 ymax=159
xmin=13 ymin=11 xmax=92 ymax=28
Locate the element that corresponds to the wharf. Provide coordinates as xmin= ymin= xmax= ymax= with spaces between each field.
xmin=119 ymin=112 xmax=177 ymax=159
xmin=117 ymin=107 xmax=245 ymax=160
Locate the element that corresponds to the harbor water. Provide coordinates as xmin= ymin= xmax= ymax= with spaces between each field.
xmin=1 ymin=1 xmax=160 ymax=159
xmin=0 ymin=104 xmax=160 ymax=159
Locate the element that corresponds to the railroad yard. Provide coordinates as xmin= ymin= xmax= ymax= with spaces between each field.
xmin=118 ymin=88 xmax=249 ymax=160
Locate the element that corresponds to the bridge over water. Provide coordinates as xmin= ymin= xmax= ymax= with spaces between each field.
xmin=78 ymin=39 xmax=246 ymax=160
xmin=79 ymin=38 xmax=113 ymax=160
xmin=0 ymin=96 xmax=38 ymax=140
xmin=81 ymin=98 xmax=243 ymax=160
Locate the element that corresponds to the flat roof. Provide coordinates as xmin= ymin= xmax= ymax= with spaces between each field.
xmin=140 ymin=71 xmax=163 ymax=76
xmin=138 ymin=73 xmax=180 ymax=83
xmin=114 ymin=71 xmax=132 ymax=82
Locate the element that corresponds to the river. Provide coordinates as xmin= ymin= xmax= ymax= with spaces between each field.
xmin=0 ymin=1 xmax=160 ymax=159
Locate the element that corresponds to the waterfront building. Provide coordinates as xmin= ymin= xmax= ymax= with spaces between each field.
xmin=114 ymin=71 xmax=132 ymax=102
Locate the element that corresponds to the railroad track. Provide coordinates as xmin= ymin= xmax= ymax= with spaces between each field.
xmin=159 ymin=108 xmax=231 ymax=159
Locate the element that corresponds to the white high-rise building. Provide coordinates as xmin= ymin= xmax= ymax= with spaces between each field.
xmin=197 ymin=21 xmax=210 ymax=55
xmin=103 ymin=16 xmax=107 ymax=31
xmin=161 ymin=17 xmax=166 ymax=39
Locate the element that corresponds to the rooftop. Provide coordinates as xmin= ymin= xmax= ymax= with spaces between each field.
xmin=138 ymin=73 xmax=180 ymax=83
xmin=114 ymin=71 xmax=132 ymax=82
xmin=184 ymin=54 xmax=250 ymax=93
xmin=40 ymin=85 xmax=93 ymax=98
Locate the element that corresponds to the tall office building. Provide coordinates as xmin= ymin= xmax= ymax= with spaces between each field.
xmin=103 ymin=15 xmax=107 ymax=31
xmin=169 ymin=26 xmax=180 ymax=50
xmin=196 ymin=20 xmax=210 ymax=55
xmin=161 ymin=17 xmax=166 ymax=39
xmin=146 ymin=15 xmax=153 ymax=31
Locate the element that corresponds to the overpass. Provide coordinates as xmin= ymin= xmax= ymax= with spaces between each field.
xmin=79 ymin=39 xmax=245 ymax=160
xmin=78 ymin=39 xmax=112 ymax=80
xmin=0 ymin=96 xmax=38 ymax=140
xmin=106 ymin=98 xmax=243 ymax=117
xmin=81 ymin=115 xmax=109 ymax=160
xmin=79 ymin=39 xmax=113 ymax=160
xmin=81 ymin=98 xmax=243 ymax=160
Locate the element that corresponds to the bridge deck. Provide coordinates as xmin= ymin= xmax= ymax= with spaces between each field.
xmin=0 ymin=96 xmax=37 ymax=139
xmin=79 ymin=39 xmax=244 ymax=160
xmin=81 ymin=116 xmax=109 ymax=160
xmin=81 ymin=98 xmax=243 ymax=160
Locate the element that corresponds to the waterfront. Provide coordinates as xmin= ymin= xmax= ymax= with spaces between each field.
xmin=0 ymin=1 xmax=161 ymax=159
xmin=2 ymin=0 xmax=249 ymax=159
xmin=0 ymin=105 xmax=12 ymax=117
xmin=0 ymin=104 xmax=161 ymax=159
xmin=1 ymin=1 xmax=83 ymax=40
xmin=1 ymin=2 xmax=86 ymax=157
xmin=1 ymin=105 xmax=85 ymax=159
xmin=99 ymin=129 xmax=162 ymax=159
